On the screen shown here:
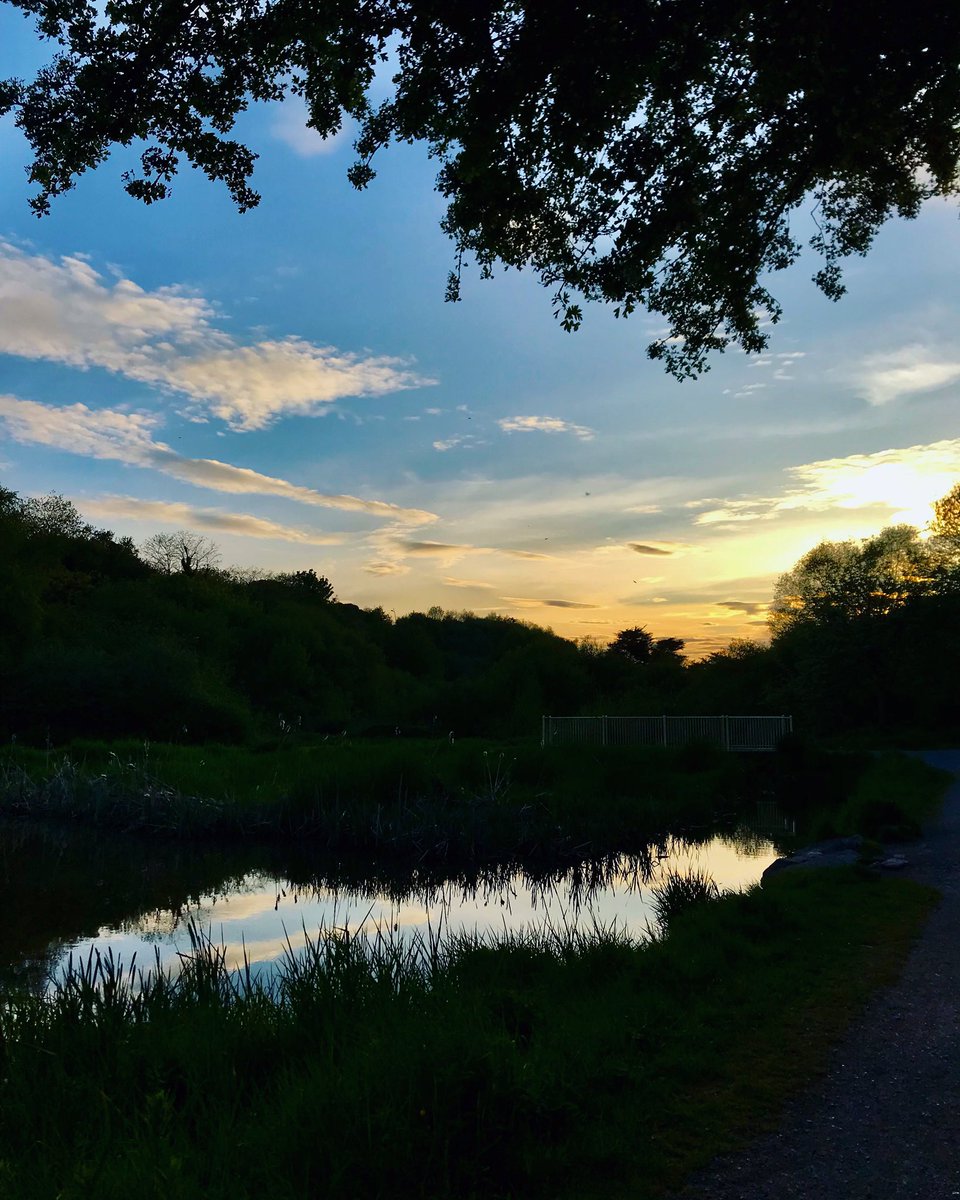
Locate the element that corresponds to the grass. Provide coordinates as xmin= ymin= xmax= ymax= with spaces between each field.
xmin=0 ymin=866 xmax=937 ymax=1199
xmin=0 ymin=736 xmax=750 ymax=861
xmin=650 ymin=866 xmax=720 ymax=932
xmin=1 ymin=737 xmax=949 ymax=865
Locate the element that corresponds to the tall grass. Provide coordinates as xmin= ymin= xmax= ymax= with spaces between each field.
xmin=650 ymin=866 xmax=721 ymax=932
xmin=0 ymin=868 xmax=936 ymax=1199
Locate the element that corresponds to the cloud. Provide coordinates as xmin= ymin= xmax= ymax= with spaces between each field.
xmin=82 ymin=496 xmax=343 ymax=545
xmin=386 ymin=539 xmax=553 ymax=563
xmin=442 ymin=577 xmax=496 ymax=590
xmin=501 ymin=597 xmax=601 ymax=609
xmin=498 ymin=415 xmax=594 ymax=441
xmin=0 ymin=395 xmax=436 ymax=526
xmin=716 ymin=601 xmax=767 ymax=616
xmin=695 ymin=439 xmax=960 ymax=530
xmin=271 ymin=97 xmax=354 ymax=157
xmin=501 ymin=548 xmax=554 ymax=560
xmin=856 ymin=345 xmax=960 ymax=406
xmin=363 ymin=560 xmax=410 ymax=576
xmin=166 ymin=339 xmax=430 ymax=431
xmin=0 ymin=244 xmax=432 ymax=430
xmin=433 ymin=435 xmax=482 ymax=452
xmin=395 ymin=540 xmax=481 ymax=557
xmin=628 ymin=542 xmax=675 ymax=556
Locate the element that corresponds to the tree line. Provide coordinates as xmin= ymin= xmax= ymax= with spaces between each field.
xmin=2 ymin=480 xmax=959 ymax=745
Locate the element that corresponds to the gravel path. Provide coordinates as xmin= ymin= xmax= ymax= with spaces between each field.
xmin=676 ymin=750 xmax=960 ymax=1200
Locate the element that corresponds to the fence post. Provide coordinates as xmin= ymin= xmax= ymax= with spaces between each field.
xmin=541 ymin=715 xmax=547 ymax=748
xmin=602 ymin=715 xmax=608 ymax=747
xmin=661 ymin=714 xmax=667 ymax=747
xmin=722 ymin=715 xmax=730 ymax=750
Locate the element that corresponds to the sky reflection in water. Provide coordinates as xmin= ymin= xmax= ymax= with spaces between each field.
xmin=57 ymin=833 xmax=779 ymax=981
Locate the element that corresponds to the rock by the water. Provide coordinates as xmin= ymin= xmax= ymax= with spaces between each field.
xmin=762 ymin=835 xmax=864 ymax=882
xmin=878 ymin=855 xmax=908 ymax=869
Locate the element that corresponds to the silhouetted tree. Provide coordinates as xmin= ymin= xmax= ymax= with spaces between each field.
xmin=19 ymin=493 xmax=91 ymax=538
xmin=609 ymin=627 xmax=656 ymax=664
xmin=5 ymin=1 xmax=959 ymax=374
xmin=276 ymin=569 xmax=336 ymax=602
xmin=141 ymin=531 xmax=221 ymax=575
xmin=610 ymin=627 xmax=685 ymax=665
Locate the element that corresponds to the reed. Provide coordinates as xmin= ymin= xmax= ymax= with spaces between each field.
xmin=650 ymin=866 xmax=721 ymax=932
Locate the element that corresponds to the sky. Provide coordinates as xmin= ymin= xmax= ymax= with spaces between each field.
xmin=2 ymin=11 xmax=960 ymax=656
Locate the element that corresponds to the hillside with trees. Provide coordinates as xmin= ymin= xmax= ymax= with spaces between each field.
xmin=3 ymin=480 xmax=960 ymax=747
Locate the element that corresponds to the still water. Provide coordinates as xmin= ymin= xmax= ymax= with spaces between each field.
xmin=1 ymin=815 xmax=788 ymax=988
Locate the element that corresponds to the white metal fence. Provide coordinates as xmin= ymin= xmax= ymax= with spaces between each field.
xmin=541 ymin=714 xmax=793 ymax=752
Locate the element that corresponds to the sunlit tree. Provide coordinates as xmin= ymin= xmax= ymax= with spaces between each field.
xmin=769 ymin=525 xmax=941 ymax=636
xmin=931 ymin=482 xmax=960 ymax=540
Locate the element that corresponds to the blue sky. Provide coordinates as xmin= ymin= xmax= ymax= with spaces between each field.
xmin=2 ymin=8 xmax=960 ymax=653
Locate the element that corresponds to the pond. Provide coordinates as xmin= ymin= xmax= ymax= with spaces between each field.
xmin=1 ymin=809 xmax=792 ymax=989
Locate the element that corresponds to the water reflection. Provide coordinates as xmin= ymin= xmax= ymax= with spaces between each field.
xmin=0 ymin=816 xmax=783 ymax=989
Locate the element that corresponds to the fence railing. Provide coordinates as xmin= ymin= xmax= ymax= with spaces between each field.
xmin=541 ymin=714 xmax=793 ymax=752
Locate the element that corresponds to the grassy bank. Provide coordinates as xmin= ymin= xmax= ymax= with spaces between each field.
xmin=1 ymin=737 xmax=949 ymax=862
xmin=0 ymin=737 xmax=749 ymax=860
xmin=759 ymin=745 xmax=951 ymax=846
xmin=0 ymin=867 xmax=936 ymax=1199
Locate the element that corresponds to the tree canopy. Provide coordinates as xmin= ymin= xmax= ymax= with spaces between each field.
xmin=767 ymin=524 xmax=949 ymax=634
xmin=4 ymin=0 xmax=959 ymax=375
xmin=610 ymin=626 xmax=685 ymax=664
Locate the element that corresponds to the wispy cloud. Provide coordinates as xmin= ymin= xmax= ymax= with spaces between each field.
xmin=502 ymin=548 xmax=554 ymax=560
xmin=442 ymin=577 xmax=496 ymax=590
xmin=433 ymin=435 xmax=482 ymax=452
xmin=856 ymin=344 xmax=960 ymax=406
xmin=498 ymin=415 xmax=594 ymax=441
xmin=363 ymin=560 xmax=410 ymax=576
xmin=716 ymin=600 xmax=767 ymax=616
xmin=362 ymin=534 xmax=555 ymax=577
xmin=82 ymin=496 xmax=343 ymax=545
xmin=394 ymin=540 xmax=481 ymax=557
xmin=0 ymin=395 xmax=437 ymax=525
xmin=0 ymin=244 xmax=432 ymax=430
xmin=501 ymin=597 xmax=601 ymax=609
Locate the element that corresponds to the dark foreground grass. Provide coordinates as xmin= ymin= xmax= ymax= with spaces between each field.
xmin=0 ymin=867 xmax=936 ymax=1200
xmin=0 ymin=737 xmax=745 ymax=858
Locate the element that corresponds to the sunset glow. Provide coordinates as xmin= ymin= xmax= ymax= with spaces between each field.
xmin=2 ymin=3 xmax=959 ymax=656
